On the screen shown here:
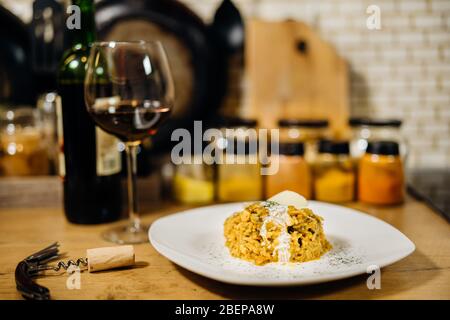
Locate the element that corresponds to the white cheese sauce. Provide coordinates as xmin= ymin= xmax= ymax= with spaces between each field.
xmin=260 ymin=201 xmax=292 ymax=263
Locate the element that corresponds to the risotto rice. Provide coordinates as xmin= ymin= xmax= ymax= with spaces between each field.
xmin=224 ymin=201 xmax=332 ymax=265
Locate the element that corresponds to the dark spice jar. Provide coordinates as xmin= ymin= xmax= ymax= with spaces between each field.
xmin=358 ymin=141 xmax=404 ymax=205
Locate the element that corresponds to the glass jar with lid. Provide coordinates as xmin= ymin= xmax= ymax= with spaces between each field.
xmin=216 ymin=117 xmax=263 ymax=202
xmin=358 ymin=141 xmax=404 ymax=205
xmin=348 ymin=118 xmax=407 ymax=160
xmin=278 ymin=119 xmax=329 ymax=163
xmin=0 ymin=107 xmax=49 ymax=176
xmin=173 ymin=152 xmax=215 ymax=205
xmin=266 ymin=141 xmax=311 ymax=199
xmin=313 ymin=140 xmax=355 ymax=203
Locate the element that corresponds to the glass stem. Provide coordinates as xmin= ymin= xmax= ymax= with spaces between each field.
xmin=125 ymin=143 xmax=140 ymax=231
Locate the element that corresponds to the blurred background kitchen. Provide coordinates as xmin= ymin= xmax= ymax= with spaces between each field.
xmin=0 ymin=0 xmax=448 ymax=218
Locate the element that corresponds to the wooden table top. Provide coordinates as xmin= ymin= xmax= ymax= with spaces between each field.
xmin=0 ymin=197 xmax=449 ymax=300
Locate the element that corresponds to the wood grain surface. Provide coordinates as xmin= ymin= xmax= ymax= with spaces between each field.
xmin=0 ymin=198 xmax=449 ymax=300
xmin=245 ymin=19 xmax=349 ymax=135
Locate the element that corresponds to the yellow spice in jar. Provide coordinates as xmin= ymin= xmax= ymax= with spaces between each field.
xmin=217 ymin=163 xmax=263 ymax=202
xmin=173 ymin=173 xmax=214 ymax=204
xmin=314 ymin=168 xmax=354 ymax=203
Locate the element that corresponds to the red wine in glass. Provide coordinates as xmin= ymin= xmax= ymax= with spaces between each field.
xmin=90 ymin=99 xmax=171 ymax=142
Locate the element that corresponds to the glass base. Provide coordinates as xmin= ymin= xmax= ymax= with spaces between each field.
xmin=102 ymin=224 xmax=149 ymax=244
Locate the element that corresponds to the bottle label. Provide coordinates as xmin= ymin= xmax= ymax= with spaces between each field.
xmin=96 ymin=128 xmax=121 ymax=176
xmin=55 ymin=95 xmax=121 ymax=177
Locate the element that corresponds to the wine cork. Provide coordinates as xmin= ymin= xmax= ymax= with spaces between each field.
xmin=86 ymin=245 xmax=135 ymax=272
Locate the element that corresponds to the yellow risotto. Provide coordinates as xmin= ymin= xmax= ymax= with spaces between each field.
xmin=224 ymin=201 xmax=332 ymax=265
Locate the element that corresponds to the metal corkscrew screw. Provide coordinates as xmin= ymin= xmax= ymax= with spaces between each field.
xmin=44 ymin=257 xmax=89 ymax=272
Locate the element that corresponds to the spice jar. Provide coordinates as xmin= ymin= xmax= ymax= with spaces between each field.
xmin=278 ymin=119 xmax=329 ymax=163
xmin=349 ymin=118 xmax=407 ymax=160
xmin=358 ymin=141 xmax=404 ymax=205
xmin=313 ymin=140 xmax=355 ymax=203
xmin=266 ymin=142 xmax=311 ymax=199
xmin=0 ymin=107 xmax=49 ymax=176
xmin=217 ymin=118 xmax=263 ymax=202
xmin=173 ymin=153 xmax=214 ymax=205
xmin=266 ymin=120 xmax=312 ymax=199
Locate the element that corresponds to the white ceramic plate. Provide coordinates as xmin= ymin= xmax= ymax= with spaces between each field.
xmin=149 ymin=202 xmax=415 ymax=286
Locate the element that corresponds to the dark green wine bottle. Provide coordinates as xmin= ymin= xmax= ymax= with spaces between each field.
xmin=57 ymin=0 xmax=123 ymax=224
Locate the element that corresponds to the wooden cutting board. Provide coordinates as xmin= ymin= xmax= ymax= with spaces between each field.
xmin=243 ymin=19 xmax=349 ymax=135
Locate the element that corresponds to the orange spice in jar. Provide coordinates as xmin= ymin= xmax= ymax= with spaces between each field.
xmin=358 ymin=141 xmax=404 ymax=205
xmin=266 ymin=142 xmax=312 ymax=199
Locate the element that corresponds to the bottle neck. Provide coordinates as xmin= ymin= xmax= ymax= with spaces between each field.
xmin=70 ymin=0 xmax=96 ymax=47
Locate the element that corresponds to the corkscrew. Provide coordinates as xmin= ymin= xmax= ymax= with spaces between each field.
xmin=15 ymin=242 xmax=135 ymax=300
xmin=36 ymin=258 xmax=89 ymax=273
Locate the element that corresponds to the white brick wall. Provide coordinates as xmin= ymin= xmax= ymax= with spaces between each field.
xmin=398 ymin=0 xmax=427 ymax=13
xmin=180 ymin=0 xmax=450 ymax=169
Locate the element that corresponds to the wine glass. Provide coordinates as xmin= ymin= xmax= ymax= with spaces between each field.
xmin=85 ymin=41 xmax=174 ymax=244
